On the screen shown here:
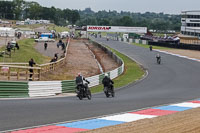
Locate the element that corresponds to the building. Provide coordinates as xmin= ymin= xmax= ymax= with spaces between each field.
xmin=24 ymin=18 xmax=50 ymax=25
xmin=180 ymin=10 xmax=200 ymax=44
xmin=0 ymin=27 xmax=15 ymax=37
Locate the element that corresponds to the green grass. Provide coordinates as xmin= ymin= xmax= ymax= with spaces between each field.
xmin=132 ymin=43 xmax=172 ymax=50
xmin=91 ymin=47 xmax=145 ymax=93
xmin=0 ymin=39 xmax=50 ymax=64
xmin=47 ymin=24 xmax=69 ymax=32
xmin=13 ymin=24 xmax=43 ymax=29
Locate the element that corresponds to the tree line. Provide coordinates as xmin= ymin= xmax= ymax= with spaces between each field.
xmin=0 ymin=0 xmax=80 ymax=25
xmin=77 ymin=8 xmax=181 ymax=31
xmin=0 ymin=1 xmax=181 ymax=31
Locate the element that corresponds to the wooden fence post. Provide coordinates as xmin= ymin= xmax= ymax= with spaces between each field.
xmin=38 ymin=69 xmax=41 ymax=81
xmin=26 ymin=69 xmax=28 ymax=81
xmin=8 ymin=67 xmax=10 ymax=80
xmin=32 ymin=69 xmax=34 ymax=81
xmin=17 ymin=68 xmax=19 ymax=80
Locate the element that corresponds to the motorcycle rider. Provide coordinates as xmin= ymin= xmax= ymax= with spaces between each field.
xmin=75 ymin=73 xmax=90 ymax=94
xmin=156 ymin=53 xmax=161 ymax=64
xmin=102 ymin=73 xmax=114 ymax=91
xmin=149 ymin=45 xmax=152 ymax=51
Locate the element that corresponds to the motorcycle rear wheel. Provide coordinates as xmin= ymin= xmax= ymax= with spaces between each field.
xmin=87 ymin=90 xmax=92 ymax=100
xmin=111 ymin=91 xmax=115 ymax=97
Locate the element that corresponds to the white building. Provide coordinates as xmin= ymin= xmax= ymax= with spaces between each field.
xmin=0 ymin=27 xmax=15 ymax=37
xmin=24 ymin=18 xmax=50 ymax=25
xmin=180 ymin=10 xmax=200 ymax=44
xmin=181 ymin=10 xmax=200 ymax=37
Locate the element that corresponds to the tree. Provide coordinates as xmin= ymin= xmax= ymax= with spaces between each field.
xmin=26 ymin=2 xmax=42 ymax=19
xmin=71 ymin=10 xmax=80 ymax=25
xmin=0 ymin=1 xmax=15 ymax=19
xmin=120 ymin=16 xmax=133 ymax=26
xmin=13 ymin=0 xmax=25 ymax=19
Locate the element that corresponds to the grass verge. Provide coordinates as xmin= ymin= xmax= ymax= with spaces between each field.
xmin=0 ymin=39 xmax=50 ymax=64
xmin=13 ymin=24 xmax=44 ymax=29
xmin=47 ymin=24 xmax=69 ymax=32
xmin=91 ymin=47 xmax=145 ymax=93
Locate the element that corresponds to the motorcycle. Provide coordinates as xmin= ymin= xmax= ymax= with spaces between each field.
xmin=76 ymin=81 xmax=91 ymax=100
xmin=149 ymin=45 xmax=152 ymax=51
xmin=157 ymin=57 xmax=161 ymax=64
xmin=104 ymin=85 xmax=114 ymax=98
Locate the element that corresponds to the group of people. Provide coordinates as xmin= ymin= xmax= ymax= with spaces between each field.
xmin=6 ymin=41 xmax=19 ymax=52
xmin=56 ymin=39 xmax=66 ymax=50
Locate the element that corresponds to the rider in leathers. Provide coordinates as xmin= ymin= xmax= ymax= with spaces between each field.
xmin=75 ymin=73 xmax=89 ymax=94
xmin=102 ymin=73 xmax=114 ymax=91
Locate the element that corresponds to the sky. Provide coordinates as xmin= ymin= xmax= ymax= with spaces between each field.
xmin=25 ymin=0 xmax=200 ymax=14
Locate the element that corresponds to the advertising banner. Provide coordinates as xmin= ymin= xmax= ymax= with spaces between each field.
xmin=87 ymin=25 xmax=147 ymax=33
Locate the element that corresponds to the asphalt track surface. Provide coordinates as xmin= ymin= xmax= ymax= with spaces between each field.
xmin=1 ymin=37 xmax=200 ymax=132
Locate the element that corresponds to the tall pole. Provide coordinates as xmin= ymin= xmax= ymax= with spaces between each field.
xmin=3 ymin=30 xmax=8 ymax=62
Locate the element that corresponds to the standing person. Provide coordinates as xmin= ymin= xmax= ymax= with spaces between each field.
xmin=44 ymin=42 xmax=48 ymax=50
xmin=15 ymin=42 xmax=19 ymax=50
xmin=29 ymin=58 xmax=36 ymax=81
xmin=61 ymin=42 xmax=65 ymax=50
xmin=7 ymin=42 xmax=11 ymax=52
xmin=54 ymin=53 xmax=58 ymax=60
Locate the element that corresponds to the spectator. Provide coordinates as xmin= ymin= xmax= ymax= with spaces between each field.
xmin=50 ymin=56 xmax=57 ymax=63
xmin=44 ymin=42 xmax=48 ymax=50
xmin=61 ymin=42 xmax=65 ymax=50
xmin=54 ymin=53 xmax=58 ymax=60
xmin=57 ymin=39 xmax=62 ymax=48
xmin=29 ymin=58 xmax=36 ymax=81
xmin=7 ymin=42 xmax=11 ymax=52
xmin=15 ymin=42 xmax=19 ymax=50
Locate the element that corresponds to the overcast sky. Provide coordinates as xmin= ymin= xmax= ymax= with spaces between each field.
xmin=25 ymin=0 xmax=200 ymax=14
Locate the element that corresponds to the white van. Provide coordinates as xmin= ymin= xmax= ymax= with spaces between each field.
xmin=60 ymin=31 xmax=69 ymax=38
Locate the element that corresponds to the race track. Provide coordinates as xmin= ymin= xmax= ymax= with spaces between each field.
xmin=1 ymin=37 xmax=200 ymax=132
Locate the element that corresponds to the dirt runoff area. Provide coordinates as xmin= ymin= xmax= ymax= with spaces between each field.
xmin=41 ymin=39 xmax=119 ymax=80
xmin=84 ymin=107 xmax=200 ymax=133
xmin=159 ymin=49 xmax=200 ymax=60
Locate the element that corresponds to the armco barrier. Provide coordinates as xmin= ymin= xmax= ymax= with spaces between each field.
xmin=28 ymin=81 xmax=62 ymax=97
xmin=109 ymin=36 xmax=148 ymax=45
xmin=0 ymin=81 xmax=29 ymax=98
xmin=0 ymin=39 xmax=124 ymax=98
xmin=62 ymin=80 xmax=76 ymax=93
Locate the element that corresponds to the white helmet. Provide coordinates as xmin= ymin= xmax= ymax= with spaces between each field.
xmin=105 ymin=73 xmax=108 ymax=77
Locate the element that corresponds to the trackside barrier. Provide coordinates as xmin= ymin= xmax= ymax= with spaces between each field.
xmin=0 ymin=81 xmax=29 ymax=98
xmin=62 ymin=80 xmax=76 ymax=93
xmin=0 ymin=39 xmax=124 ymax=98
xmin=109 ymin=36 xmax=148 ymax=45
xmin=28 ymin=81 xmax=62 ymax=97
